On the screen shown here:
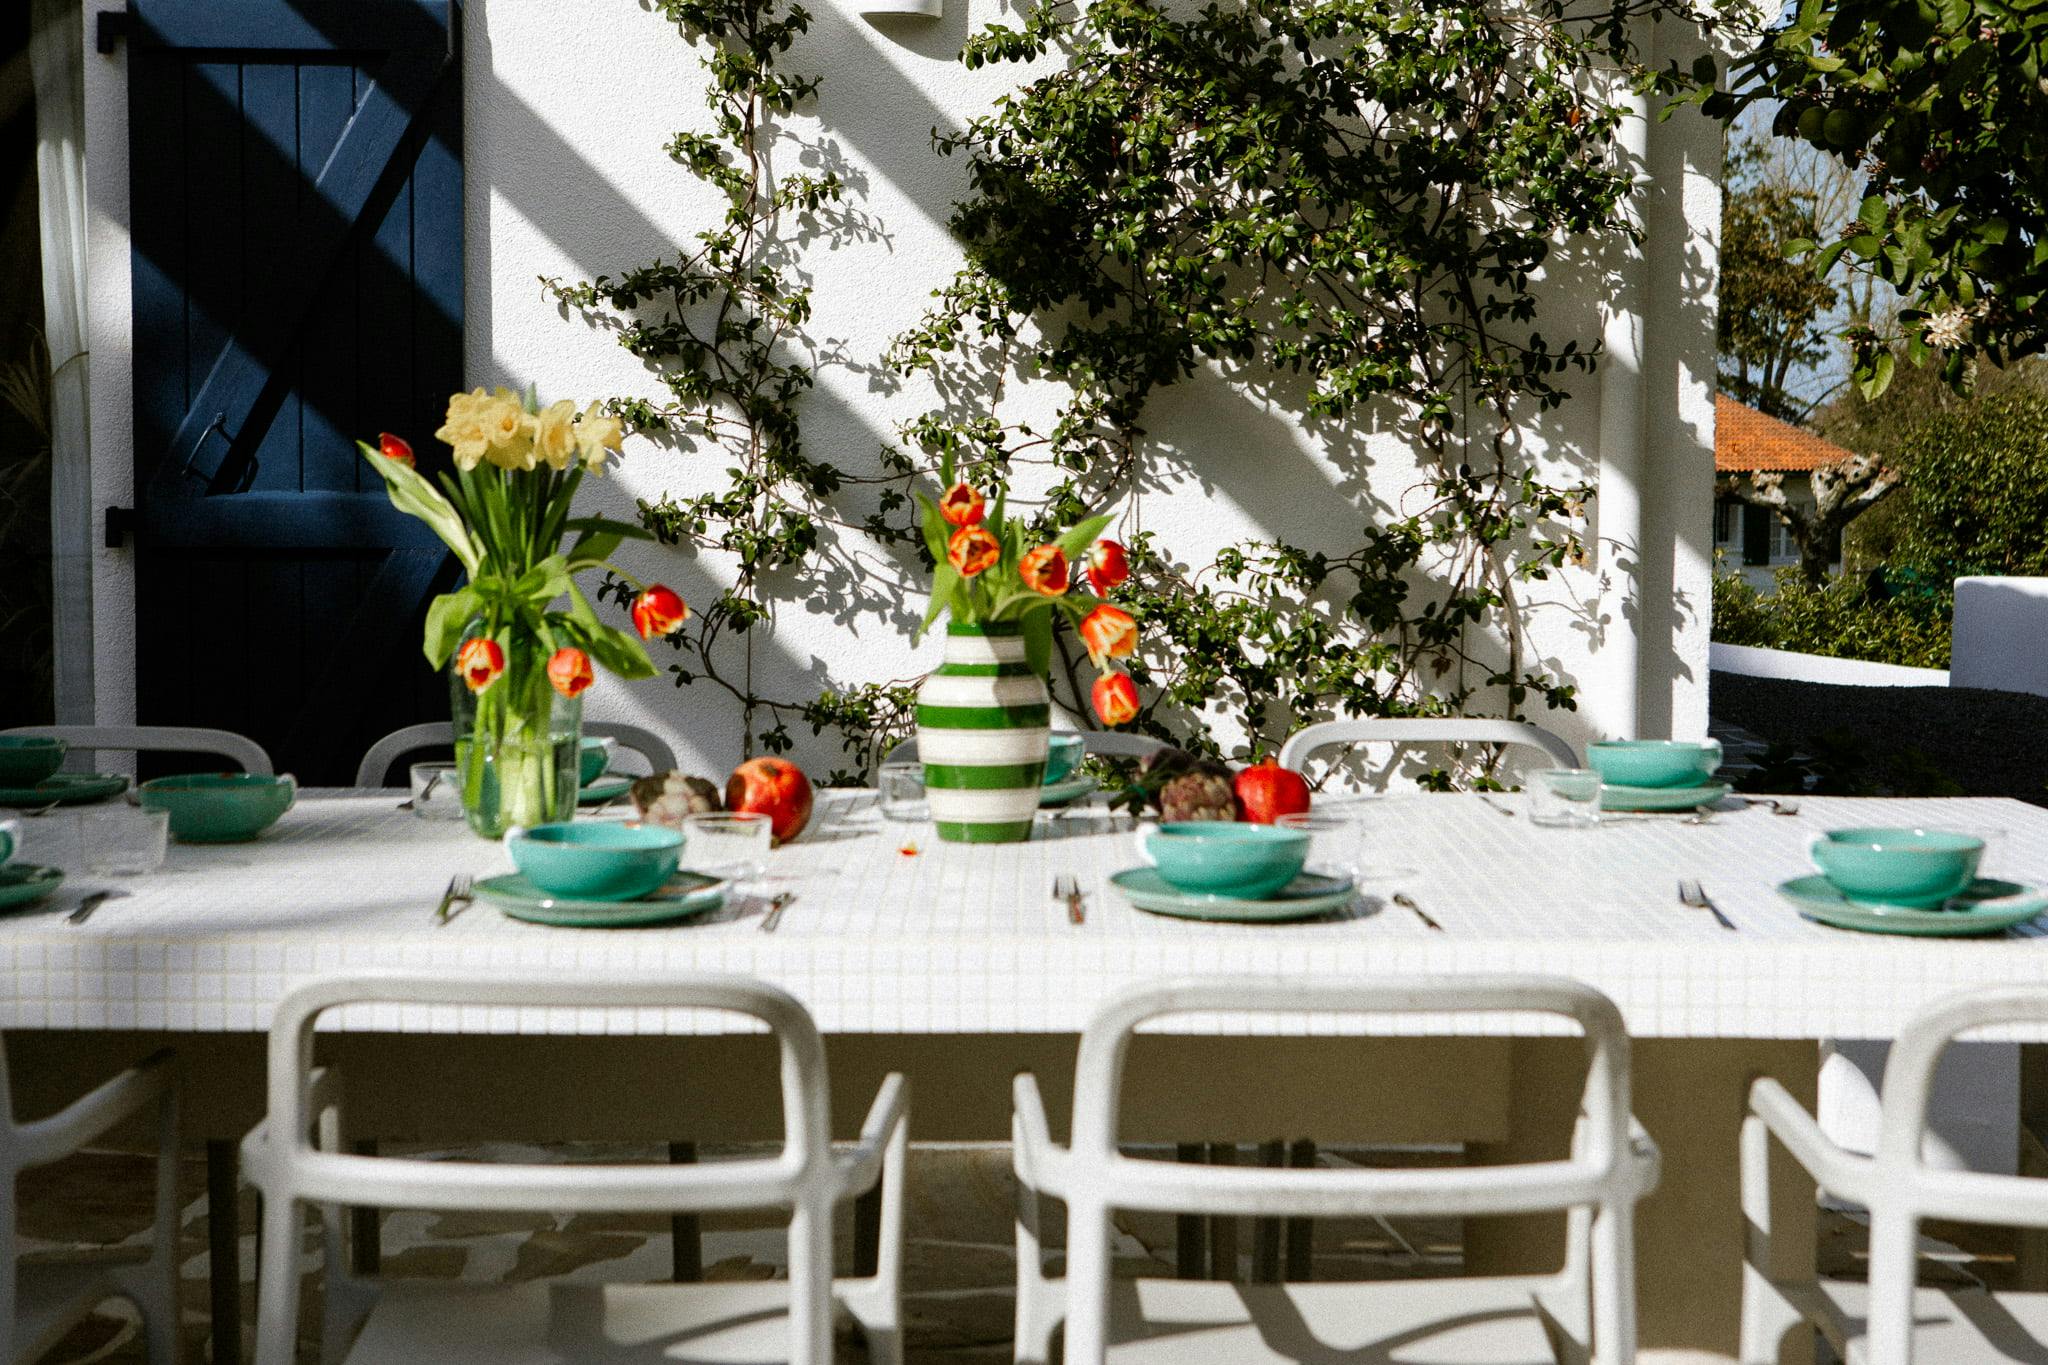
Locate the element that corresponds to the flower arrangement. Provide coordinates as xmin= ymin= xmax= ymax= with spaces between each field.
xmin=361 ymin=387 xmax=690 ymax=835
xmin=914 ymin=461 xmax=1140 ymax=725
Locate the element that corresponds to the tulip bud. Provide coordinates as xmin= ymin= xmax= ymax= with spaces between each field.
xmin=631 ymin=584 xmax=690 ymax=640
xmin=546 ymin=646 xmax=594 ymax=698
xmin=377 ymin=432 xmax=416 ymax=467
xmin=1084 ymin=538 xmax=1129 ymax=594
xmin=1092 ymin=671 xmax=1140 ymax=726
xmin=455 ymin=637 xmax=506 ymax=694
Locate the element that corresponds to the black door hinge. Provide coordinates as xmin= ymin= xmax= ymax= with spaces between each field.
xmin=96 ymin=6 xmax=133 ymax=55
xmin=105 ymin=506 xmax=135 ymax=548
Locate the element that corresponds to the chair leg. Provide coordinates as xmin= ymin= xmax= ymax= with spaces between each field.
xmin=253 ymin=1193 xmax=303 ymax=1365
xmin=206 ymin=1140 xmax=242 ymax=1365
xmin=1283 ymin=1139 xmax=1316 ymax=1281
xmin=2020 ymin=1042 xmax=2048 ymax=1290
xmin=853 ymin=1184 xmax=883 ymax=1278
xmin=1174 ymin=1144 xmax=1206 ymax=1278
xmin=1205 ymin=1143 xmax=1237 ymax=1280
xmin=668 ymin=1142 xmax=702 ymax=1282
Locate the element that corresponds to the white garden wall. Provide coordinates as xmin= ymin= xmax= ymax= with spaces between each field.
xmin=80 ymin=0 xmax=1725 ymax=778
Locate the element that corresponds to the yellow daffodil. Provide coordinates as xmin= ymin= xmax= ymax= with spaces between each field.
xmin=434 ymin=387 xmax=494 ymax=471
xmin=533 ymin=399 xmax=580 ymax=471
xmin=575 ymin=401 xmax=624 ymax=472
xmin=479 ymin=387 xmax=537 ymax=471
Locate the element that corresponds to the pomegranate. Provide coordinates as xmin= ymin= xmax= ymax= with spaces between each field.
xmin=725 ymin=757 xmax=814 ymax=845
xmin=1232 ymin=757 xmax=1310 ymax=825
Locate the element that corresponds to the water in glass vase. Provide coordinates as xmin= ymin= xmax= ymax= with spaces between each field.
xmin=454 ymin=732 xmax=580 ymax=838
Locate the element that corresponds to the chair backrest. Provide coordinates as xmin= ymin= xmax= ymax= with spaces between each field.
xmin=1277 ymin=718 xmax=1579 ymax=773
xmin=259 ymin=973 xmax=835 ymax=1211
xmin=354 ymin=720 xmax=679 ymax=786
xmin=882 ymin=730 xmax=1166 ymax=767
xmin=2 ymin=724 xmax=274 ymax=775
xmin=1066 ymin=975 xmax=1637 ymax=1221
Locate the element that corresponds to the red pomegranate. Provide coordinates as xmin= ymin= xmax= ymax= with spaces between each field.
xmin=725 ymin=757 xmax=813 ymax=845
xmin=1232 ymin=757 xmax=1311 ymax=825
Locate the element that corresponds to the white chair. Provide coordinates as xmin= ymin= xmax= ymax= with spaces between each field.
xmin=353 ymin=720 xmax=678 ymax=786
xmin=1741 ymin=985 xmax=2048 ymax=1365
xmin=241 ymin=973 xmax=907 ymax=1365
xmin=1277 ymin=719 xmax=1579 ymax=773
xmin=2 ymin=1042 xmax=180 ymax=1364
xmin=883 ymin=730 xmax=1167 ymax=767
xmin=2 ymin=724 xmax=272 ymax=776
xmin=1013 ymin=975 xmax=1660 ymax=1365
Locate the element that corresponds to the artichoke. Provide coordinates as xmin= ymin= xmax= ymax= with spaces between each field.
xmin=1158 ymin=768 xmax=1240 ymax=822
xmin=631 ymin=771 xmax=723 ymax=829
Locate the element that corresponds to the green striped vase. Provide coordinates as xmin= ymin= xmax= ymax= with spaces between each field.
xmin=917 ymin=622 xmax=1050 ymax=843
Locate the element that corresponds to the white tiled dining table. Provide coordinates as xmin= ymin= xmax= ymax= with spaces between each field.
xmin=9 ymin=788 xmax=2048 ymax=1361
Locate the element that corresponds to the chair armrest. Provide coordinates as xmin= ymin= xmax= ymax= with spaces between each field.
xmin=1750 ymin=1077 xmax=1872 ymax=1204
xmin=836 ymin=1072 xmax=908 ymax=1193
xmin=1627 ymin=1117 xmax=1662 ymax=1199
xmin=1012 ymin=1073 xmax=1068 ymax=1199
xmin=14 ymin=1047 xmax=175 ymax=1170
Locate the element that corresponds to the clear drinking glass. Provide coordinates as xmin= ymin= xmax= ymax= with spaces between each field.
xmin=409 ymin=762 xmax=465 ymax=820
xmin=79 ymin=807 xmax=170 ymax=876
xmin=1276 ymin=808 xmax=1366 ymax=883
xmin=877 ymin=763 xmax=929 ymax=823
xmin=682 ymin=811 xmax=774 ymax=882
xmin=1526 ymin=769 xmax=1603 ymax=827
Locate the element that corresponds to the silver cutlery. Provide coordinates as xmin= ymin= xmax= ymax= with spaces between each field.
xmin=1677 ymin=878 xmax=1736 ymax=931
xmin=1052 ymin=873 xmax=1086 ymax=925
xmin=1478 ymin=795 xmax=1517 ymax=819
xmin=1392 ymin=892 xmax=1443 ymax=932
xmin=758 ymin=890 xmax=796 ymax=933
xmin=1739 ymin=797 xmax=1801 ymax=816
xmin=434 ymin=873 xmax=474 ymax=925
xmin=67 ymin=888 xmax=130 ymax=926
xmin=397 ymin=768 xmax=444 ymax=812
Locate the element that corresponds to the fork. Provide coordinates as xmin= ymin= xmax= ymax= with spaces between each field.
xmin=1677 ymin=878 xmax=1736 ymax=931
xmin=758 ymin=890 xmax=796 ymax=933
xmin=1052 ymin=873 xmax=1085 ymax=925
xmin=434 ymin=873 xmax=474 ymax=925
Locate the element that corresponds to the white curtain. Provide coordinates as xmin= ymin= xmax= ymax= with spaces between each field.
xmin=30 ymin=0 xmax=93 ymax=724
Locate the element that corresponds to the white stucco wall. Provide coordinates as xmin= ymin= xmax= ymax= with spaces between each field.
xmin=79 ymin=0 xmax=1722 ymax=779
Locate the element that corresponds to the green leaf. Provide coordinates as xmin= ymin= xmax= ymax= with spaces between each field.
xmin=422 ymin=587 xmax=481 ymax=667
xmin=510 ymin=554 xmax=574 ymax=607
xmin=358 ymin=442 xmax=481 ymax=577
xmin=581 ymin=622 xmax=659 ymax=680
xmin=918 ymin=562 xmax=960 ymax=638
xmin=1054 ymin=513 xmax=1115 ymax=560
xmin=1021 ymin=608 xmax=1053 ymax=679
xmin=914 ymin=493 xmax=949 ymax=563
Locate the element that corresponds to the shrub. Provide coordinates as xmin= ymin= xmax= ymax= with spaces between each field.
xmin=1712 ymin=568 xmax=1951 ymax=669
xmin=1887 ymin=394 xmax=2048 ymax=580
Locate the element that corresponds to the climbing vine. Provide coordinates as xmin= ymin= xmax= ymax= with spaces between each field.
xmin=888 ymin=0 xmax=1710 ymax=770
xmin=555 ymin=0 xmax=1714 ymax=781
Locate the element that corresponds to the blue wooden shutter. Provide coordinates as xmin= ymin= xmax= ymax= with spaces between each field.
xmin=126 ymin=0 xmax=462 ymax=781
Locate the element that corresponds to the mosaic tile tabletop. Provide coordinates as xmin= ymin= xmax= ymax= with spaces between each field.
xmin=6 ymin=790 xmax=2048 ymax=1040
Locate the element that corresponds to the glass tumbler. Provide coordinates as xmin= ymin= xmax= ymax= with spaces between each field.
xmin=80 ymin=806 xmax=171 ymax=876
xmin=1276 ymin=808 xmax=1367 ymax=884
xmin=683 ymin=811 xmax=774 ymax=883
xmin=409 ymin=762 xmax=466 ymax=820
xmin=877 ymin=763 xmax=929 ymax=823
xmin=1526 ymin=769 xmax=1604 ymax=828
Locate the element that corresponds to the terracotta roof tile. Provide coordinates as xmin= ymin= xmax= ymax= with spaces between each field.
xmin=1715 ymin=394 xmax=1853 ymax=472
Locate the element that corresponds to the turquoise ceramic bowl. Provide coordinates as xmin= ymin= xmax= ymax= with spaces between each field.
xmin=1139 ymin=822 xmax=1309 ymax=900
xmin=1586 ymin=739 xmax=1722 ymax=789
xmin=578 ymin=736 xmax=616 ymax=787
xmin=1810 ymin=827 xmax=1984 ymax=907
xmin=140 ymin=773 xmax=297 ymax=843
xmin=0 ymin=816 xmax=17 ymax=866
xmin=508 ymin=822 xmax=684 ymax=901
xmin=1043 ymin=733 xmax=1085 ymax=786
xmin=0 ymin=736 xmax=65 ymax=787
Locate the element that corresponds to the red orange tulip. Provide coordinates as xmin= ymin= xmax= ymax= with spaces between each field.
xmin=377 ymin=432 xmax=415 ymax=467
xmin=1078 ymin=604 xmax=1137 ymax=667
xmin=455 ymin=637 xmax=506 ymax=693
xmin=939 ymin=482 xmax=986 ymax=528
xmin=1092 ymin=671 xmax=1140 ymax=726
xmin=631 ymin=584 xmax=689 ymax=640
xmin=546 ymin=646 xmax=593 ymax=698
xmin=1084 ymin=538 xmax=1129 ymax=594
xmin=947 ymin=525 xmax=1001 ymax=577
xmin=1019 ymin=544 xmax=1069 ymax=596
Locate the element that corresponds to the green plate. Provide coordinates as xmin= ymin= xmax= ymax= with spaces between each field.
xmin=1110 ymin=868 xmax=1355 ymax=923
xmin=0 ymin=863 xmax=64 ymax=911
xmin=1039 ymin=773 xmax=1098 ymax=808
xmin=577 ymin=774 xmax=636 ymax=807
xmin=1780 ymin=875 xmax=2048 ymax=937
xmin=0 ymin=773 xmax=130 ymax=808
xmin=1601 ymin=780 xmax=1730 ymax=813
xmin=478 ymin=870 xmax=726 ymax=927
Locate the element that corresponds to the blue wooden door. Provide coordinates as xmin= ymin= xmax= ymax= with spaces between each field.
xmin=125 ymin=0 xmax=462 ymax=782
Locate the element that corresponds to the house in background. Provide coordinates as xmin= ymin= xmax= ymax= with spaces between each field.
xmin=1713 ymin=393 xmax=1854 ymax=590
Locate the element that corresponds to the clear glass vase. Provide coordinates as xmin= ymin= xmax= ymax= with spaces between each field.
xmin=449 ymin=623 xmax=582 ymax=839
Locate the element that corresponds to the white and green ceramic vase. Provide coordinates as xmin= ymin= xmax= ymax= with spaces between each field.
xmin=916 ymin=622 xmax=1050 ymax=843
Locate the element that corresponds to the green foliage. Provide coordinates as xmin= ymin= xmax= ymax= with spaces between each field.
xmin=886 ymin=0 xmax=1699 ymax=764
xmin=1711 ymin=566 xmax=1951 ymax=669
xmin=1708 ymin=0 xmax=2048 ymax=394
xmin=1884 ymin=392 xmax=2048 ymax=579
xmin=1717 ymin=138 xmax=1840 ymax=421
